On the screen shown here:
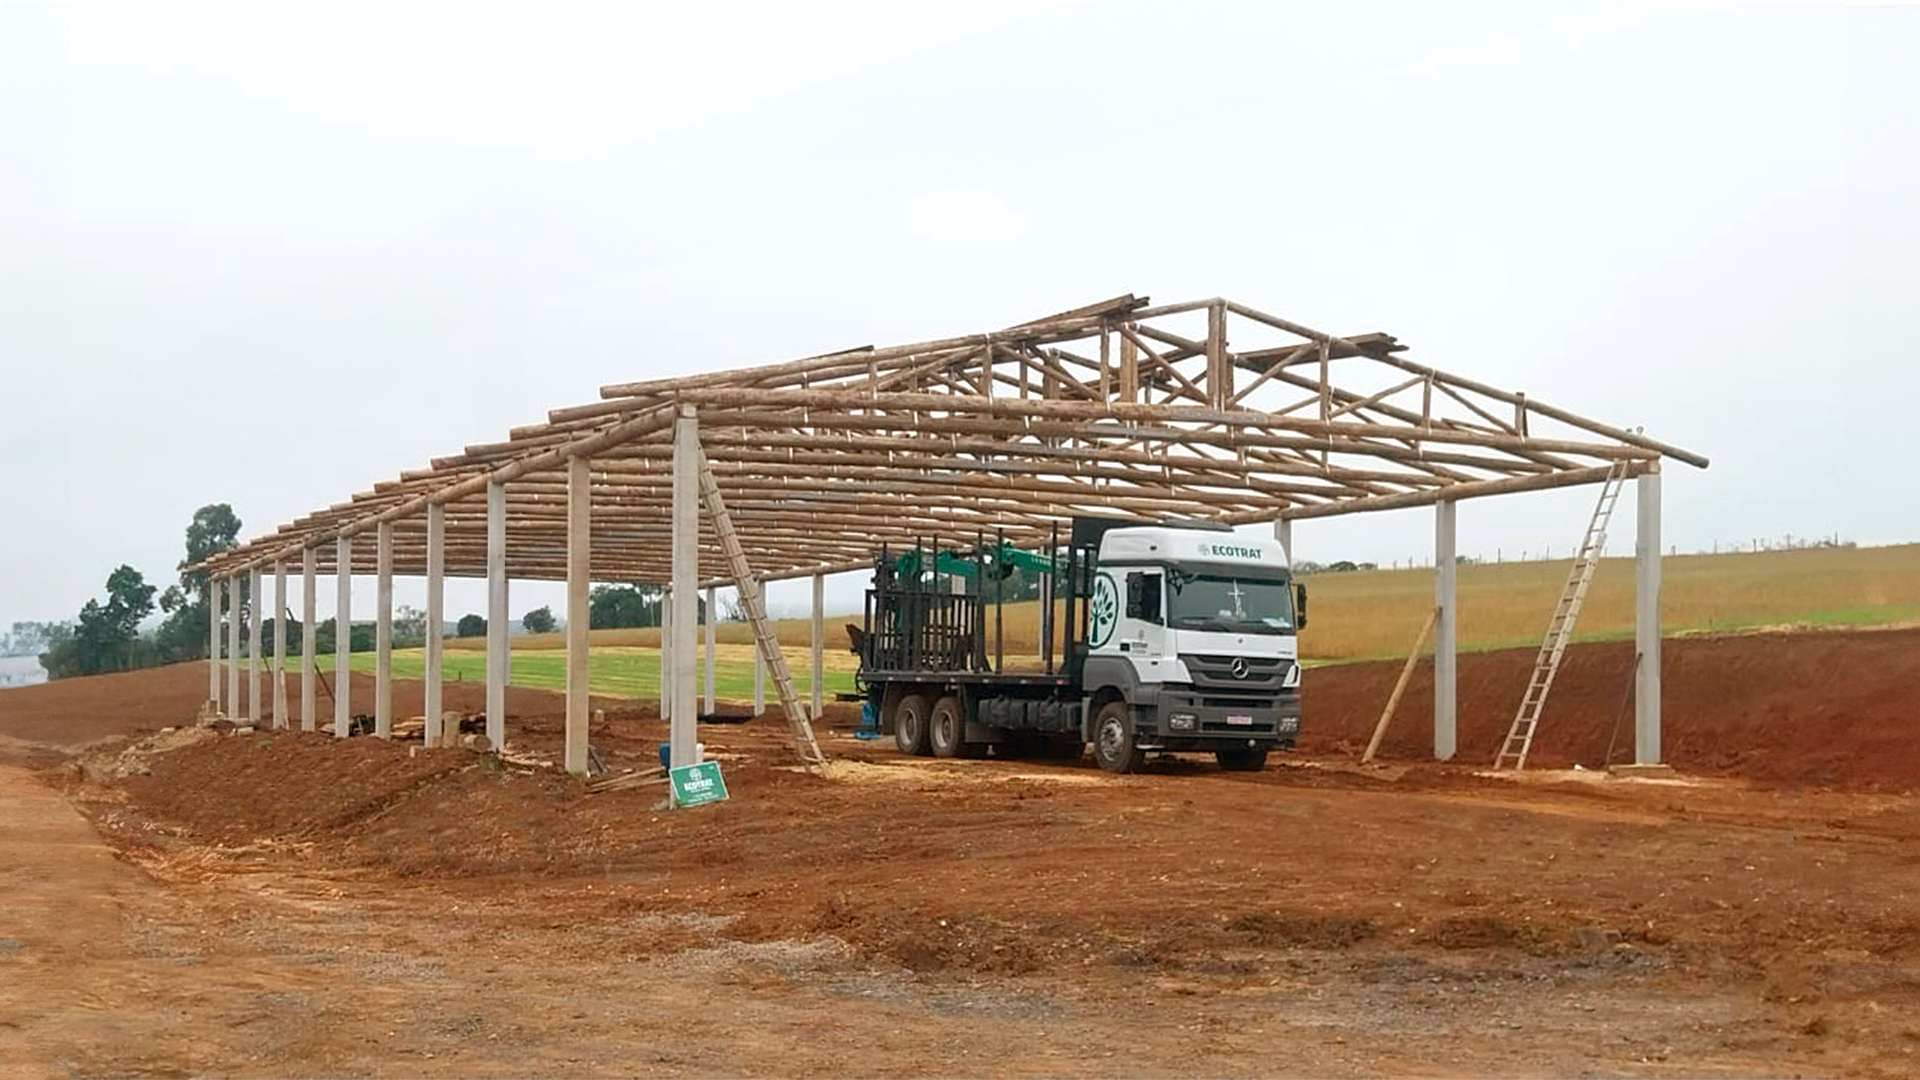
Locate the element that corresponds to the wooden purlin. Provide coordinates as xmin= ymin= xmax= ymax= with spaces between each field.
xmin=193 ymin=292 xmax=1706 ymax=579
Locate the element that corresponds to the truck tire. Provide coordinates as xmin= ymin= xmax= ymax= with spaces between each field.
xmin=928 ymin=695 xmax=970 ymax=758
xmin=1092 ymin=700 xmax=1142 ymax=774
xmin=893 ymin=693 xmax=932 ymax=756
xmin=1215 ymin=746 xmax=1269 ymax=772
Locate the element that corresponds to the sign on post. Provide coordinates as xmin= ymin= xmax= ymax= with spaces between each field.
xmin=669 ymin=761 xmax=729 ymax=808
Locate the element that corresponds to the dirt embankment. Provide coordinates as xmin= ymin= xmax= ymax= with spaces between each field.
xmin=1299 ymin=625 xmax=1920 ymax=790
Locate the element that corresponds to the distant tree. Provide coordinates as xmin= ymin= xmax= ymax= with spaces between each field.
xmin=39 ymin=565 xmax=156 ymax=678
xmin=1293 ymin=560 xmax=1326 ymax=575
xmin=151 ymin=503 xmax=243 ymax=663
xmin=393 ymin=605 xmax=427 ymax=646
xmin=589 ymin=584 xmax=661 ymax=629
xmin=456 ymin=613 xmax=487 ymax=638
xmin=720 ymin=591 xmax=748 ymax=622
xmin=521 ymin=605 xmax=557 ymax=634
xmin=313 ymin=618 xmax=375 ymax=655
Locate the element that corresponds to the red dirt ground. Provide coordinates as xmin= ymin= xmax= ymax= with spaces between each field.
xmin=2 ymin=628 xmax=1917 ymax=1077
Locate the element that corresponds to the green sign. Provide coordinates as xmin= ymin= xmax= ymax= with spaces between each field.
xmin=669 ymin=761 xmax=729 ymax=808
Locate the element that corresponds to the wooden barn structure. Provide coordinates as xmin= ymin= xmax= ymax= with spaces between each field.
xmin=190 ymin=294 xmax=1706 ymax=778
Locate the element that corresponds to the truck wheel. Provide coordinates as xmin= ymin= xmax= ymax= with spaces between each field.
xmin=928 ymin=695 xmax=969 ymax=758
xmin=893 ymin=694 xmax=932 ymax=756
xmin=1092 ymin=701 xmax=1141 ymax=774
xmin=1216 ymin=747 xmax=1269 ymax=772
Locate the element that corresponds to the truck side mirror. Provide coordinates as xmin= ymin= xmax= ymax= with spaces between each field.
xmin=1295 ymin=583 xmax=1309 ymax=629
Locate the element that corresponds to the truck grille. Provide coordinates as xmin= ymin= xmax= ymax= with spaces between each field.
xmin=1182 ymin=654 xmax=1292 ymax=692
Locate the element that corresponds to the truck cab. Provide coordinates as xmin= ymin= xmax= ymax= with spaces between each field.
xmin=856 ymin=517 xmax=1305 ymax=774
xmin=1079 ymin=523 xmax=1303 ymax=772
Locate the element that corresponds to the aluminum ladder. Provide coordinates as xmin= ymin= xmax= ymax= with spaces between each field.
xmin=696 ymin=452 xmax=829 ymax=775
xmin=1493 ymin=461 xmax=1632 ymax=769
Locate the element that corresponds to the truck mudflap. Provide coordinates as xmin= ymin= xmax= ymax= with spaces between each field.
xmin=1135 ymin=690 xmax=1299 ymax=749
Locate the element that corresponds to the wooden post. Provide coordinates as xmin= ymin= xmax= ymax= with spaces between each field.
xmin=659 ymin=591 xmax=671 ymax=721
xmin=375 ymin=521 xmax=394 ymax=739
xmin=810 ymin=572 xmax=825 ymax=718
xmin=753 ymin=637 xmax=765 ymax=716
xmin=1362 ymin=607 xmax=1439 ymax=763
xmin=334 ymin=536 xmax=352 ymax=738
xmin=486 ymin=479 xmax=508 ymax=752
xmin=301 ymin=547 xmax=317 ymax=731
xmin=424 ymin=500 xmax=445 ymax=746
xmin=565 ymin=455 xmax=591 ymax=775
xmin=1119 ymin=331 xmax=1139 ymax=403
xmin=272 ymin=559 xmax=287 ymax=728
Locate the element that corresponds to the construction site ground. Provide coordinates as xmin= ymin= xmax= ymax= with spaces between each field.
xmin=1 ymin=626 xmax=1917 ymax=1077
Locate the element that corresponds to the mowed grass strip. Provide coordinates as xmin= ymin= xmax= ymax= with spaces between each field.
xmin=305 ymin=645 xmax=858 ymax=703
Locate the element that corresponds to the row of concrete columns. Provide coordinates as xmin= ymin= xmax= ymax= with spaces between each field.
xmin=1275 ymin=467 xmax=1664 ymax=765
xmin=204 ymin=416 xmax=835 ymax=779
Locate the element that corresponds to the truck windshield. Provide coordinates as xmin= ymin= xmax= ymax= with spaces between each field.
xmin=1166 ymin=571 xmax=1294 ymax=634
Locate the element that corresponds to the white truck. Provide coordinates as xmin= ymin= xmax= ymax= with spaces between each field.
xmin=856 ymin=517 xmax=1306 ymax=773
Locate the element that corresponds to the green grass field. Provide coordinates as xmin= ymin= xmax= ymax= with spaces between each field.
xmin=323 ymin=542 xmax=1918 ymax=702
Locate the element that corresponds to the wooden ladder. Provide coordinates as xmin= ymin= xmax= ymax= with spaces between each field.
xmin=695 ymin=451 xmax=829 ymax=775
xmin=1494 ymin=461 xmax=1631 ymax=770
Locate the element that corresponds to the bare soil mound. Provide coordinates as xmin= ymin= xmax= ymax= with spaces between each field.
xmin=1299 ymin=625 xmax=1920 ymax=790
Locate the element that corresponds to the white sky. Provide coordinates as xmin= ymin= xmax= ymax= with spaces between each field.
xmin=2 ymin=0 xmax=1913 ymax=625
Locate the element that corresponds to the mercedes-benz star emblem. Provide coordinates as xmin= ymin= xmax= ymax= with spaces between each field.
xmin=1230 ymin=657 xmax=1250 ymax=679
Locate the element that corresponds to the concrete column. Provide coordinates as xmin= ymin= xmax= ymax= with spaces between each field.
xmin=1273 ymin=519 xmax=1293 ymax=567
xmin=486 ymin=480 xmax=508 ymax=752
xmin=272 ymin=560 xmax=287 ymax=728
xmin=702 ymin=586 xmax=716 ymax=715
xmin=206 ymin=580 xmax=220 ymax=708
xmin=1635 ymin=468 xmax=1663 ymax=765
xmin=659 ymin=592 xmax=672 ymax=721
xmin=669 ymin=412 xmax=700 ymax=770
xmin=334 ymin=535 xmax=352 ymax=738
xmin=301 ymin=548 xmax=317 ymax=731
xmin=753 ymin=637 xmax=765 ymax=716
xmin=375 ymin=521 xmax=394 ymax=739
xmin=810 ymin=572 xmax=825 ymax=718
xmin=247 ymin=565 xmax=263 ymax=727
xmin=225 ymin=575 xmax=240 ymax=717
xmin=424 ymin=501 xmax=446 ymax=746
xmin=564 ymin=455 xmax=591 ymax=775
xmin=1433 ymin=500 xmax=1457 ymax=761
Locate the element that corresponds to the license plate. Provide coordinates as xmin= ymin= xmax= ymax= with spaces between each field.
xmin=1226 ymin=714 xmax=1254 ymax=726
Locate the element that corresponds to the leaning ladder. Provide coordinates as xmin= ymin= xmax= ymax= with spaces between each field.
xmin=695 ymin=451 xmax=829 ymax=775
xmin=1493 ymin=461 xmax=1632 ymax=770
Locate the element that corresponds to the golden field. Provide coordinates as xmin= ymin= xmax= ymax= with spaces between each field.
xmin=446 ymin=543 xmax=1920 ymax=664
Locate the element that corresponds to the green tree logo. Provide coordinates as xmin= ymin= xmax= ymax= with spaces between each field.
xmin=1089 ymin=572 xmax=1119 ymax=648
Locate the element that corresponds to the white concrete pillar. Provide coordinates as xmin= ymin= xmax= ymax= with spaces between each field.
xmin=1273 ymin=519 xmax=1294 ymax=567
xmin=301 ymin=548 xmax=317 ymax=731
xmin=564 ymin=455 xmax=591 ymax=775
xmin=272 ymin=560 xmax=287 ymax=728
xmin=753 ymin=634 xmax=765 ymax=716
xmin=247 ymin=565 xmax=263 ymax=727
xmin=1635 ymin=468 xmax=1663 ymax=765
xmin=375 ymin=521 xmax=394 ymax=739
xmin=486 ymin=480 xmax=509 ymax=752
xmin=225 ymin=575 xmax=240 ymax=717
xmin=1433 ymin=500 xmax=1458 ymax=761
xmin=703 ymin=586 xmax=716 ymax=715
xmin=669 ymin=412 xmax=700 ymax=770
xmin=810 ymin=572 xmax=825 ymax=718
xmin=659 ymin=591 xmax=672 ymax=721
xmin=206 ymin=579 xmax=220 ymax=708
xmin=334 ymin=535 xmax=352 ymax=738
xmin=424 ymin=501 xmax=446 ymax=746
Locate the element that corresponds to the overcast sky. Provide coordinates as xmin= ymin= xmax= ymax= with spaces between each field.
xmin=2 ymin=0 xmax=1913 ymax=625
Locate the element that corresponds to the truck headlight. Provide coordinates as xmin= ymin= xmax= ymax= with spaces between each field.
xmin=1283 ymin=662 xmax=1301 ymax=689
xmin=1169 ymin=712 xmax=1196 ymax=731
